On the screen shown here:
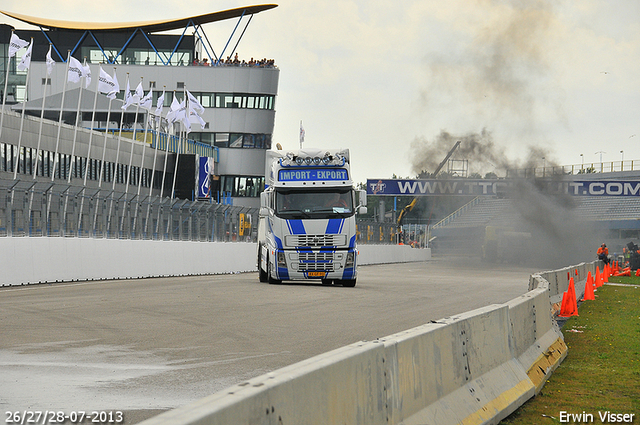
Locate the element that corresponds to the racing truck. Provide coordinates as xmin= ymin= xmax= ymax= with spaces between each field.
xmin=257 ymin=148 xmax=367 ymax=287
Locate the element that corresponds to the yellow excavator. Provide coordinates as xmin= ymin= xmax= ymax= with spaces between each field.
xmin=396 ymin=141 xmax=461 ymax=234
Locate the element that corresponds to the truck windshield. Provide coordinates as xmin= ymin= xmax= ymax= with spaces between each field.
xmin=276 ymin=189 xmax=354 ymax=218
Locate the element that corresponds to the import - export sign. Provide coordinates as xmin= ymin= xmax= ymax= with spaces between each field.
xmin=367 ymin=179 xmax=640 ymax=197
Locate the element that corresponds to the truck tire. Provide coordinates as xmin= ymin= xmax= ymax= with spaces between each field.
xmin=258 ymin=249 xmax=268 ymax=282
xmin=339 ymin=279 xmax=356 ymax=288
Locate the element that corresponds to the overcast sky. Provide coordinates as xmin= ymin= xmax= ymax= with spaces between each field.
xmin=2 ymin=0 xmax=639 ymax=184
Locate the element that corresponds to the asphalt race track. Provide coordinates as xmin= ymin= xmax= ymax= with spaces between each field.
xmin=0 ymin=256 xmax=540 ymax=424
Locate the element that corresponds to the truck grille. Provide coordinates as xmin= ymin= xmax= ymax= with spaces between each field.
xmin=298 ymin=251 xmax=335 ymax=272
xmin=286 ymin=234 xmax=347 ymax=247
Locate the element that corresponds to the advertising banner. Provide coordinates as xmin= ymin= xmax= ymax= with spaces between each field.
xmin=367 ymin=179 xmax=640 ymax=197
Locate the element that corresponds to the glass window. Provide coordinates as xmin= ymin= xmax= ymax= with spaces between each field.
xmin=200 ymin=93 xmax=212 ymax=108
xmin=275 ymin=188 xmax=354 ymax=218
xmin=214 ymin=133 xmax=229 ymax=148
xmin=243 ymin=134 xmax=255 ymax=148
xmin=229 ymin=134 xmax=243 ymax=148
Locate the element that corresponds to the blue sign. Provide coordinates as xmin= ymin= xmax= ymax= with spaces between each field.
xmin=367 ymin=179 xmax=640 ymax=197
xmin=279 ymin=168 xmax=349 ymax=182
xmin=198 ymin=156 xmax=214 ymax=198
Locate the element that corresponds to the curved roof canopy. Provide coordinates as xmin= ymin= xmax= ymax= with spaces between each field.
xmin=0 ymin=4 xmax=277 ymax=32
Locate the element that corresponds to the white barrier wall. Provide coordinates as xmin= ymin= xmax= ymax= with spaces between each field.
xmin=0 ymin=238 xmax=430 ymax=286
xmin=358 ymin=244 xmax=431 ymax=265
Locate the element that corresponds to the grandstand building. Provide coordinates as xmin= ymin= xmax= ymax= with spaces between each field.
xmin=0 ymin=4 xmax=278 ymax=208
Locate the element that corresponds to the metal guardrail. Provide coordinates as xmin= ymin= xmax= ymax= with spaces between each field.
xmin=1 ymin=179 xmax=393 ymax=245
xmin=0 ymin=179 xmax=256 ymax=242
xmin=507 ymin=159 xmax=640 ymax=178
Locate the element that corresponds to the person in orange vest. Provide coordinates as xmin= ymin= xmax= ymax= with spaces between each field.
xmin=597 ymin=243 xmax=610 ymax=264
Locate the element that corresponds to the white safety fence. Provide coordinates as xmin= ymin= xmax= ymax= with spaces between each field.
xmin=138 ymin=263 xmax=596 ymax=425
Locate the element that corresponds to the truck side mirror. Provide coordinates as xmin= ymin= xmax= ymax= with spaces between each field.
xmin=357 ymin=206 xmax=368 ymax=215
xmin=358 ymin=190 xmax=367 ymax=206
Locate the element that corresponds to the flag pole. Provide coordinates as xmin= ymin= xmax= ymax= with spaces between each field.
xmin=125 ymin=77 xmax=143 ymax=190
xmin=107 ymin=72 xmax=129 ymax=236
xmin=0 ymin=30 xmax=16 ymax=142
xmin=156 ymin=91 xmax=174 ymax=237
xmin=77 ymin=62 xmax=102 ymax=235
xmin=13 ymin=37 xmax=34 ymax=179
xmin=170 ymin=87 xmax=187 ymax=200
xmin=134 ymin=86 xmax=153 ymax=234
xmin=51 ymin=50 xmax=72 ymax=181
xmin=146 ymin=86 xmax=164 ymax=236
xmin=67 ymin=57 xmax=88 ymax=183
xmin=94 ymin=72 xmax=116 ymax=237
xmin=121 ymin=77 xmax=143 ymax=235
xmin=33 ymin=44 xmax=55 ymax=180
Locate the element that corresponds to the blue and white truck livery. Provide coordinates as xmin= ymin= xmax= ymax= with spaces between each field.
xmin=257 ymin=148 xmax=367 ymax=287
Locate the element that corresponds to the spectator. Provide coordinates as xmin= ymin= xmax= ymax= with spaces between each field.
xmin=597 ymin=243 xmax=610 ymax=264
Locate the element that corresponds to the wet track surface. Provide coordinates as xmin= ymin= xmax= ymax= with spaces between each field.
xmin=0 ymin=256 xmax=540 ymax=424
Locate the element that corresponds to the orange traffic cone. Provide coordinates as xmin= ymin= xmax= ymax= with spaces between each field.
xmin=583 ymin=271 xmax=595 ymax=301
xmin=594 ymin=267 xmax=601 ymax=289
xmin=604 ymin=263 xmax=609 ymax=283
xmin=635 ymin=269 xmax=640 ymax=277
xmin=559 ymin=278 xmax=579 ymax=317
xmin=557 ymin=291 xmax=572 ymax=317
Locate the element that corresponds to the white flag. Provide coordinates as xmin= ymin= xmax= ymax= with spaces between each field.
xmin=67 ymin=56 xmax=84 ymax=83
xmin=186 ymin=89 xmax=204 ymax=115
xmin=17 ymin=40 xmax=32 ymax=71
xmin=121 ymin=79 xmax=134 ymax=110
xmin=166 ymin=96 xmax=180 ymax=123
xmin=110 ymin=70 xmax=120 ymax=99
xmin=134 ymin=82 xmax=144 ymax=104
xmin=8 ymin=33 xmax=29 ymax=58
xmin=155 ymin=90 xmax=165 ymax=116
xmin=140 ymin=89 xmax=153 ymax=110
xmin=83 ymin=63 xmax=92 ymax=88
xmin=189 ymin=106 xmax=206 ymax=128
xmin=181 ymin=108 xmax=192 ymax=133
xmin=299 ymin=121 xmax=305 ymax=145
xmin=46 ymin=45 xmax=55 ymax=76
xmin=98 ymin=66 xmax=118 ymax=99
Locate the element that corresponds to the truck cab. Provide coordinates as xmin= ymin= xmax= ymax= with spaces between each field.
xmin=257 ymin=148 xmax=367 ymax=287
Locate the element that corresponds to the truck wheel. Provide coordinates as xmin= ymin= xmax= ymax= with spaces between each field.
xmin=258 ymin=250 xmax=268 ymax=282
xmin=339 ymin=279 xmax=356 ymax=288
xmin=267 ymin=256 xmax=282 ymax=285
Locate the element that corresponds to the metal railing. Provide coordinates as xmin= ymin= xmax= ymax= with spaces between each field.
xmin=507 ymin=160 xmax=640 ymax=178
xmin=0 ymin=179 xmax=256 ymax=242
xmin=1 ymin=179 xmax=395 ymax=245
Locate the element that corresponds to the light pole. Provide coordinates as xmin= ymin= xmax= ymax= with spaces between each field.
xmin=595 ymin=151 xmax=606 ymax=172
xmin=621 ymin=150 xmax=624 ymax=170
xmin=580 ymin=153 xmax=584 ymax=170
xmin=542 ymin=156 xmax=546 ymax=177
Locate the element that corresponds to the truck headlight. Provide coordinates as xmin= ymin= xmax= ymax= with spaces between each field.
xmin=346 ymin=252 xmax=355 ymax=268
xmin=277 ymin=251 xmax=287 ymax=267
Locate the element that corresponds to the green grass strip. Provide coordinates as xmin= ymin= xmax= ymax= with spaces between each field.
xmin=501 ymin=283 xmax=640 ymax=424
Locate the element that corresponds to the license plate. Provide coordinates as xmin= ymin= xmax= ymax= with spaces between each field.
xmin=307 ymin=271 xmax=325 ymax=277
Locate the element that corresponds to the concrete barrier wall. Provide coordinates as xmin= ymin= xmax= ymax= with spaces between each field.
xmin=140 ymin=261 xmax=579 ymax=425
xmin=0 ymin=238 xmax=430 ymax=286
xmin=383 ymin=305 xmax=535 ymax=425
xmin=145 ymin=342 xmax=388 ymax=425
xmin=358 ymin=244 xmax=431 ymax=265
xmin=0 ymin=238 xmax=258 ymax=286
